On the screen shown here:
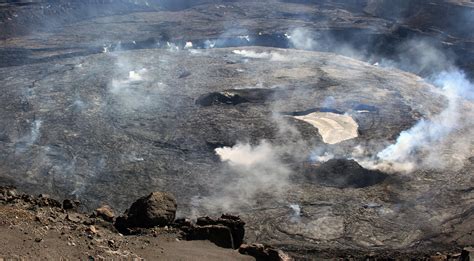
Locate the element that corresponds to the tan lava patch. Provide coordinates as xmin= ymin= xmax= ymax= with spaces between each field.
xmin=293 ymin=112 xmax=359 ymax=144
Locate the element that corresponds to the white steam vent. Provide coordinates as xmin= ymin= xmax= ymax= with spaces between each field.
xmin=204 ymin=40 xmax=216 ymax=49
xmin=215 ymin=142 xmax=275 ymax=167
xmin=232 ymin=50 xmax=287 ymax=61
xmin=238 ymin=35 xmax=250 ymax=42
xmin=210 ymin=141 xmax=292 ymax=211
xmin=128 ymin=70 xmax=145 ymax=81
xmin=289 ymin=204 xmax=301 ymax=222
xmin=311 ymin=152 xmax=335 ymax=163
xmin=369 ymin=70 xmax=474 ymax=173
xmin=292 ymin=112 xmax=359 ymax=144
xmin=184 ymin=41 xmax=193 ymax=49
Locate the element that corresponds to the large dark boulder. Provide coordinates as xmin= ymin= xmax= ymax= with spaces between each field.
xmin=115 ymin=192 xmax=177 ymax=233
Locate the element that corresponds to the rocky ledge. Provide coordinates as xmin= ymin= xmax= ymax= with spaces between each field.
xmin=1 ymin=186 xmax=473 ymax=260
xmin=0 ymin=186 xmax=292 ymax=260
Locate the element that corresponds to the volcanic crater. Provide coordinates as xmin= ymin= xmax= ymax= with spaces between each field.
xmin=0 ymin=0 xmax=473 ymax=259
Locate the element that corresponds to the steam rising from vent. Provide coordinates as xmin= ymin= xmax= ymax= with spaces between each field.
xmin=359 ymin=70 xmax=474 ymax=173
xmin=204 ymin=40 xmax=216 ymax=49
xmin=195 ymin=141 xmax=291 ymax=214
xmin=28 ymin=119 xmax=42 ymax=146
xmin=216 ymin=142 xmax=276 ymax=167
xmin=287 ymin=26 xmax=473 ymax=172
xmin=232 ymin=50 xmax=288 ymax=61
xmin=108 ymin=51 xmax=164 ymax=110
xmin=289 ymin=204 xmax=301 ymax=222
xmin=288 ymin=28 xmax=365 ymax=60
xmin=379 ymin=39 xmax=455 ymax=76
xmin=127 ymin=69 xmax=146 ymax=81
xmin=110 ymin=67 xmax=148 ymax=96
xmin=311 ymin=152 xmax=334 ymax=163
xmin=288 ymin=28 xmax=317 ymax=50
xmin=184 ymin=41 xmax=193 ymax=49
xmin=16 ymin=119 xmax=42 ymax=153
xmin=287 ymin=28 xmax=457 ymax=78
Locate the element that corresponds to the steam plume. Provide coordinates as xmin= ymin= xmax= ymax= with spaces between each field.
xmin=364 ymin=70 xmax=474 ymax=172
xmin=288 ymin=27 xmax=473 ymax=173
xmin=193 ymin=141 xmax=291 ymax=214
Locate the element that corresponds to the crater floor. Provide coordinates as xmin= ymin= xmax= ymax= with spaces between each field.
xmin=1 ymin=46 xmax=471 ymax=257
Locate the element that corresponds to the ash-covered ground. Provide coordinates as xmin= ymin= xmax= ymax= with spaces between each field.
xmin=0 ymin=0 xmax=473 ymax=259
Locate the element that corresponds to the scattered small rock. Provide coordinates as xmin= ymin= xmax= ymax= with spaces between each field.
xmin=6 ymin=188 xmax=17 ymax=197
xmin=93 ymin=205 xmax=115 ymax=222
xmin=66 ymin=213 xmax=82 ymax=223
xmin=86 ymin=225 xmax=97 ymax=234
xmin=0 ymin=186 xmax=19 ymax=201
xmin=36 ymin=194 xmax=62 ymax=208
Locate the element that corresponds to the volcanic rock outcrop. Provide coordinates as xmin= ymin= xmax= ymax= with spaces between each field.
xmin=111 ymin=190 xmax=247 ymax=249
xmin=0 ymin=186 xmax=260 ymax=260
xmin=176 ymin=214 xmax=246 ymax=250
xmin=115 ymin=192 xmax=177 ymax=233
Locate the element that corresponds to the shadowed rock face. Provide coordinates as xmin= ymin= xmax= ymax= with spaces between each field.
xmin=304 ymin=159 xmax=388 ymax=188
xmin=0 ymin=0 xmax=473 ymax=259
